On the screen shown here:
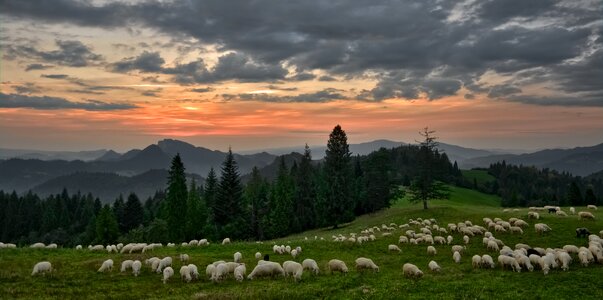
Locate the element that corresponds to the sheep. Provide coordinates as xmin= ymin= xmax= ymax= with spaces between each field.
xmin=587 ymin=205 xmax=598 ymax=210
xmin=283 ymin=261 xmax=304 ymax=281
xmin=255 ymin=252 xmax=262 ymax=260
xmin=98 ymin=259 xmax=114 ymax=273
xmin=509 ymin=226 xmax=523 ymax=234
xmin=180 ymin=265 xmax=192 ymax=282
xmin=515 ymin=255 xmax=533 ymax=272
xmin=600 ymin=230 xmax=603 ymax=239
xmin=534 ymin=223 xmax=551 ymax=235
xmin=472 ymin=255 xmax=482 ymax=268
xmin=578 ymin=250 xmax=590 ymax=266
xmin=541 ymin=254 xmax=555 ymax=275
xmin=162 ymin=267 xmax=174 ymax=284
xmin=234 ymin=264 xmax=247 ymax=282
xmin=302 ymin=259 xmax=320 ymax=275
xmin=198 ymin=239 xmax=209 ymax=246
xmin=453 ymin=251 xmax=461 ymax=263
xmin=180 ymin=253 xmax=189 ymax=263
xmin=328 ymin=259 xmax=349 ymax=274
xmin=528 ymin=212 xmax=540 ymax=220
xmin=186 ymin=264 xmax=198 ymax=280
xmin=576 ymin=227 xmax=591 ymax=238
xmin=514 ymin=220 xmax=529 ymax=228
xmin=578 ymin=211 xmax=595 ymax=220
xmin=481 ymin=255 xmax=495 ymax=268
xmin=570 ymin=207 xmax=576 ymax=214
xmin=121 ymin=260 xmax=134 ymax=272
xmin=30 ymin=243 xmax=45 ymax=249
xmin=355 ymin=257 xmax=379 ymax=273
xmin=222 ymin=238 xmax=231 ymax=245
xmin=558 ymin=251 xmax=571 ymax=271
xmin=447 ymin=235 xmax=453 ymax=245
xmin=463 ymin=235 xmax=470 ymax=244
xmin=399 ymin=236 xmax=409 ymax=244
xmin=451 ymin=245 xmax=465 ymax=253
xmin=32 ymin=261 xmax=52 ymax=276
xmin=498 ymin=255 xmax=521 ymax=272
xmin=234 ymin=252 xmax=242 ymax=263
xmin=389 ymin=244 xmax=402 ymax=252
xmin=205 ymin=264 xmax=216 ymax=279
xmin=247 ymin=261 xmax=285 ymax=279
xmin=213 ymin=263 xmax=229 ymax=282
xmin=556 ymin=210 xmax=568 ymax=217
xmin=291 ymin=249 xmax=298 ymax=259
xmin=156 ymin=257 xmax=172 ymax=273
xmin=427 ymin=246 xmax=437 ymax=256
xmin=402 ymin=263 xmax=423 ymax=278
xmin=434 ymin=236 xmax=446 ymax=244
xmin=130 ymin=260 xmax=141 ymax=277
xmin=487 ymin=240 xmax=500 ymax=252
xmin=428 ymin=260 xmax=441 ymax=272
xmin=43 ymin=243 xmax=57 ymax=249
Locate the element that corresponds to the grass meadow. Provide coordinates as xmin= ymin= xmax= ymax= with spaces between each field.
xmin=1 ymin=186 xmax=602 ymax=299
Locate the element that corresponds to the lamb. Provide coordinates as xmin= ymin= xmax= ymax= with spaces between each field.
xmin=302 ymin=259 xmax=320 ymax=275
xmin=120 ymin=260 xmax=134 ymax=272
xmin=402 ymin=263 xmax=423 ymax=278
xmin=427 ymin=246 xmax=437 ymax=256
xmin=283 ymin=261 xmax=304 ymax=281
xmin=247 ymin=261 xmax=285 ymax=279
xmin=32 ymin=261 xmax=52 ymax=276
xmin=472 ymin=255 xmax=482 ymax=268
xmin=578 ymin=211 xmax=595 ymax=220
xmin=558 ymin=251 xmax=571 ymax=271
xmin=180 ymin=254 xmax=189 ymax=263
xmin=234 ymin=264 xmax=247 ymax=282
xmin=498 ymin=255 xmax=521 ymax=272
xmin=481 ymin=255 xmax=495 ymax=268
xmin=156 ymin=257 xmax=172 ymax=273
xmin=487 ymin=240 xmax=500 ymax=252
xmin=162 ymin=267 xmax=174 ymax=284
xmin=98 ymin=259 xmax=114 ymax=273
xmin=355 ymin=257 xmax=379 ymax=272
xmin=534 ymin=223 xmax=551 ymax=235
xmin=428 ymin=260 xmax=441 ymax=272
xmin=328 ymin=259 xmax=349 ymax=274
xmin=389 ymin=244 xmax=402 ymax=252
xmin=222 ymin=238 xmax=231 ymax=245
xmin=570 ymin=207 xmax=576 ymax=214
xmin=234 ymin=251 xmax=242 ymax=263
xmin=587 ymin=204 xmax=598 ymax=210
xmin=132 ymin=260 xmax=141 ymax=277
xmin=180 ymin=265 xmax=192 ymax=282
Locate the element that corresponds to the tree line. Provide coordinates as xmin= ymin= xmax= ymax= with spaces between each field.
xmin=0 ymin=125 xmax=460 ymax=246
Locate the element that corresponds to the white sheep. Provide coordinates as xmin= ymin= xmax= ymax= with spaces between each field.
xmin=180 ymin=265 xmax=192 ymax=282
xmin=32 ymin=261 xmax=52 ymax=276
xmin=283 ymin=261 xmax=304 ymax=281
xmin=46 ymin=243 xmax=58 ymax=249
xmin=75 ymin=245 xmax=82 ymax=250
xmin=198 ymin=239 xmax=209 ymax=246
xmin=427 ymin=246 xmax=437 ymax=256
xmin=487 ymin=240 xmax=500 ymax=252
xmin=428 ymin=260 xmax=441 ymax=272
xmin=234 ymin=251 xmax=242 ymax=263
xmin=453 ymin=251 xmax=461 ymax=263
xmin=556 ymin=210 xmax=567 ymax=217
xmin=534 ymin=223 xmax=551 ymax=235
xmin=302 ymin=258 xmax=320 ymax=275
xmin=132 ymin=260 xmax=141 ymax=277
xmin=180 ymin=253 xmax=189 ymax=263
xmin=328 ymin=259 xmax=348 ymax=274
xmin=162 ymin=267 xmax=174 ymax=284
xmin=291 ymin=249 xmax=298 ymax=259
xmin=463 ymin=235 xmax=470 ymax=244
xmin=255 ymin=252 xmax=262 ymax=260
xmin=187 ymin=264 xmax=198 ymax=280
xmin=578 ymin=211 xmax=595 ymax=220
xmin=481 ymin=254 xmax=495 ymax=268
xmin=30 ymin=243 xmax=45 ymax=249
xmin=570 ymin=207 xmax=576 ymax=214
xmin=447 ymin=235 xmax=453 ymax=245
xmin=98 ymin=259 xmax=114 ymax=273
xmin=206 ymin=264 xmax=216 ymax=279
xmin=451 ymin=245 xmax=465 ymax=253
xmin=515 ymin=255 xmax=533 ymax=272
xmin=562 ymin=245 xmax=579 ymax=254
xmin=389 ymin=244 xmax=401 ymax=252
xmin=222 ymin=238 xmax=231 ymax=245
xmin=355 ymin=257 xmax=379 ymax=272
xmin=247 ymin=261 xmax=285 ymax=279
xmin=402 ymin=263 xmax=423 ymax=278
xmin=498 ymin=255 xmax=521 ymax=272
xmin=472 ymin=255 xmax=482 ymax=268
xmin=399 ymin=236 xmax=409 ymax=244
xmin=120 ymin=260 xmax=133 ymax=272
xmin=587 ymin=204 xmax=598 ymax=210
xmin=558 ymin=251 xmax=571 ymax=271
xmin=510 ymin=226 xmax=523 ymax=234
xmin=541 ymin=254 xmax=555 ymax=275
xmin=213 ymin=263 xmax=229 ymax=282
xmin=234 ymin=264 xmax=247 ymax=282
xmin=578 ymin=250 xmax=590 ymax=266
xmin=156 ymin=257 xmax=172 ymax=273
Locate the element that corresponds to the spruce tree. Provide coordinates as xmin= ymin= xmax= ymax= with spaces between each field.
xmin=584 ymin=187 xmax=596 ymax=205
xmin=245 ymin=166 xmax=269 ymax=240
xmin=214 ymin=148 xmax=245 ymax=239
xmin=123 ymin=193 xmax=144 ymax=232
xmin=186 ymin=178 xmax=207 ymax=239
xmin=203 ymin=167 xmax=219 ymax=240
xmin=166 ymin=153 xmax=188 ymax=242
xmin=295 ymin=144 xmax=316 ymax=230
xmin=567 ymin=181 xmax=583 ymax=206
xmin=112 ymin=194 xmax=126 ymax=233
xmin=95 ymin=205 xmax=119 ymax=244
xmin=269 ymin=156 xmax=295 ymax=237
xmin=324 ymin=125 xmax=354 ymax=228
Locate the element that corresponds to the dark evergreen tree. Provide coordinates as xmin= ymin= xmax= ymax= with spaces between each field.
xmin=214 ymin=148 xmax=246 ymax=239
xmin=166 ymin=153 xmax=188 ymax=242
xmin=268 ymin=156 xmax=295 ymax=237
xmin=203 ymin=167 xmax=219 ymax=240
xmin=245 ymin=166 xmax=270 ymax=240
xmin=324 ymin=125 xmax=354 ymax=228
xmin=408 ymin=127 xmax=450 ymax=209
xmin=146 ymin=218 xmax=169 ymax=244
xmin=584 ymin=187 xmax=597 ymax=205
xmin=123 ymin=193 xmax=144 ymax=232
xmin=186 ymin=178 xmax=207 ymax=239
xmin=363 ymin=148 xmax=394 ymax=212
xmin=112 ymin=194 xmax=126 ymax=232
xmin=95 ymin=204 xmax=119 ymax=244
xmin=294 ymin=144 xmax=317 ymax=230
xmin=567 ymin=181 xmax=583 ymax=206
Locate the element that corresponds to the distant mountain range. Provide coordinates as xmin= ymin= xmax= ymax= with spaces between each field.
xmin=1 ymin=139 xmax=602 ymax=202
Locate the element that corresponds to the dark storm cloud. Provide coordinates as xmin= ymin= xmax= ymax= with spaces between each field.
xmin=7 ymin=40 xmax=103 ymax=67
xmin=41 ymin=74 xmax=69 ymax=79
xmin=0 ymin=93 xmax=138 ymax=110
xmin=487 ymin=84 xmax=522 ymax=98
xmin=189 ymin=87 xmax=215 ymax=93
xmin=13 ymin=82 xmax=41 ymax=94
xmin=25 ymin=63 xmax=53 ymax=71
xmin=227 ymin=88 xmax=345 ymax=103
xmin=110 ymin=51 xmax=165 ymax=73
xmin=2 ymin=0 xmax=601 ymax=105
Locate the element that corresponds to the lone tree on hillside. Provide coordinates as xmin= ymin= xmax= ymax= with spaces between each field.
xmin=324 ymin=124 xmax=354 ymax=228
xmin=408 ymin=127 xmax=450 ymax=209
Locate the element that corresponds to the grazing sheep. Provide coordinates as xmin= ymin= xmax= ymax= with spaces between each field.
xmin=389 ymin=244 xmax=402 ymax=252
xmin=600 ymin=230 xmax=603 ymax=239
xmin=556 ymin=210 xmax=567 ymax=217
xmin=515 ymin=255 xmax=533 ymax=272
xmin=562 ymin=245 xmax=579 ymax=255
xmin=428 ymin=260 xmax=441 ymax=272
xmin=234 ymin=252 xmax=242 ymax=263
xmin=434 ymin=236 xmax=446 ymax=244
xmin=541 ymin=254 xmax=555 ymax=275
xmin=131 ymin=260 xmax=141 ymax=277
xmin=222 ymin=238 xmax=231 ymax=245
xmin=487 ymin=240 xmax=500 ymax=252
xmin=247 ymin=261 xmax=285 ymax=279
xmin=355 ymin=257 xmax=379 ymax=272
xmin=291 ymin=249 xmax=298 ymax=259
xmin=447 ymin=236 xmax=453 ymax=245
xmin=514 ymin=220 xmax=529 ymax=228
xmin=451 ymin=245 xmax=465 ymax=253
xmin=255 ymin=252 xmax=262 ymax=260
xmin=510 ymin=226 xmax=523 ymax=234
xmin=558 ymin=252 xmax=571 ymax=271
xmin=213 ymin=263 xmax=229 ymax=282
xmin=156 ymin=257 xmax=172 ymax=273
xmin=453 ymin=251 xmax=461 ymax=263
xmin=463 ymin=235 xmax=470 ymax=244
xmin=120 ymin=260 xmax=134 ymax=272
xmin=528 ymin=212 xmax=540 ymax=220
xmin=162 ymin=267 xmax=174 ymax=284
xmin=32 ymin=261 xmax=52 ymax=276
xmin=206 ymin=264 xmax=216 ymax=279
xmin=427 ymin=246 xmax=437 ymax=256
xmin=179 ymin=254 xmax=189 ymax=263
xmin=534 ymin=223 xmax=551 ymax=235
xmin=578 ymin=211 xmax=595 ymax=220
xmin=578 ymin=250 xmax=590 ymax=266
xmin=283 ymin=261 xmax=304 ymax=281
xmin=328 ymin=259 xmax=349 ymax=274
xmin=402 ymin=263 xmax=423 ymax=278
xmin=481 ymin=255 xmax=495 ymax=268
xmin=399 ymin=236 xmax=409 ymax=244
xmin=30 ymin=243 xmax=45 ymax=249
xmin=472 ymin=255 xmax=482 ymax=268
xmin=576 ymin=227 xmax=591 ymax=238
xmin=98 ymin=259 xmax=114 ymax=273
xmin=570 ymin=207 xmax=576 ymax=214
xmin=180 ymin=265 xmax=192 ymax=282
xmin=498 ymin=255 xmax=521 ymax=272
xmin=44 ymin=243 xmax=57 ymax=249
xmin=587 ymin=205 xmax=598 ymax=210
xmin=187 ymin=264 xmax=198 ymax=280
xmin=198 ymin=239 xmax=209 ymax=246
xmin=75 ymin=245 xmax=82 ymax=250
xmin=302 ymin=259 xmax=320 ymax=275
xmin=234 ymin=264 xmax=246 ymax=282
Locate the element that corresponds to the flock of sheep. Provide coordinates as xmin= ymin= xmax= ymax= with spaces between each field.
xmin=13 ymin=204 xmax=603 ymax=286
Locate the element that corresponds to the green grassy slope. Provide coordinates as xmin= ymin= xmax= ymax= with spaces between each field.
xmin=1 ymin=187 xmax=602 ymax=299
xmin=462 ymin=169 xmax=496 ymax=185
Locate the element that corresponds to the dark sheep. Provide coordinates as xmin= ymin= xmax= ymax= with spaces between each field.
xmin=264 ymin=254 xmax=270 ymax=261
xmin=526 ymin=249 xmax=540 ymax=257
xmin=576 ymin=227 xmax=591 ymax=238
xmin=548 ymin=208 xmax=557 ymax=214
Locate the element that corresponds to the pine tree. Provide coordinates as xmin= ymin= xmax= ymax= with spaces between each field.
xmin=584 ymin=187 xmax=597 ymax=205
xmin=324 ymin=125 xmax=354 ymax=228
xmin=186 ymin=178 xmax=207 ymax=239
xmin=268 ymin=156 xmax=295 ymax=237
xmin=112 ymin=194 xmax=126 ymax=233
xmin=363 ymin=148 xmax=393 ymax=212
xmin=203 ymin=167 xmax=219 ymax=240
xmin=567 ymin=181 xmax=583 ymax=206
xmin=295 ymin=144 xmax=317 ymax=230
xmin=95 ymin=205 xmax=119 ymax=244
xmin=245 ymin=166 xmax=269 ymax=240
xmin=214 ymin=148 xmax=246 ymax=239
xmin=123 ymin=193 xmax=144 ymax=232
xmin=166 ymin=153 xmax=188 ymax=242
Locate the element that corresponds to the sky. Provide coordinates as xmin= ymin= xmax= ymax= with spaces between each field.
xmin=1 ymin=0 xmax=602 ymax=152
